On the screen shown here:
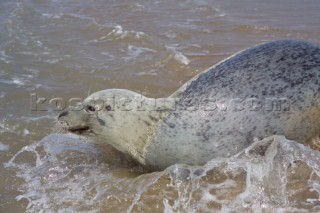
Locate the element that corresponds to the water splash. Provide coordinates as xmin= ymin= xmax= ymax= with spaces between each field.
xmin=5 ymin=133 xmax=320 ymax=212
xmin=160 ymin=136 xmax=320 ymax=212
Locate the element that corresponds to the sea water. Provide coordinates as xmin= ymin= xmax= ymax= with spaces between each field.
xmin=1 ymin=0 xmax=320 ymax=212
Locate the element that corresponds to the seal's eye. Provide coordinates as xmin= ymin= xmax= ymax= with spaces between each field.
xmin=105 ymin=105 xmax=112 ymax=111
xmin=86 ymin=105 xmax=96 ymax=112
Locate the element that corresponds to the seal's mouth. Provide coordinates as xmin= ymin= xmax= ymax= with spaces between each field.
xmin=59 ymin=120 xmax=91 ymax=135
xmin=68 ymin=126 xmax=91 ymax=134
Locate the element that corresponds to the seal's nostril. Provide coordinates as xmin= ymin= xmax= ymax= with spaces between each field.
xmin=58 ymin=110 xmax=69 ymax=118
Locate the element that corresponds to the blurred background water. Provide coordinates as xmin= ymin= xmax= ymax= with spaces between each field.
xmin=1 ymin=0 xmax=320 ymax=212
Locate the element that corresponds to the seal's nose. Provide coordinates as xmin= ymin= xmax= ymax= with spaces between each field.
xmin=58 ymin=110 xmax=69 ymax=119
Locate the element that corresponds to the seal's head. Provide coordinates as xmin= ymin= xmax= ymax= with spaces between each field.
xmin=58 ymin=89 xmax=167 ymax=165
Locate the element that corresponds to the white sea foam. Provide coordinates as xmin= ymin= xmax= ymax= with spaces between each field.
xmin=124 ymin=45 xmax=156 ymax=62
xmin=22 ymin=128 xmax=30 ymax=136
xmin=107 ymin=25 xmax=147 ymax=40
xmin=12 ymin=78 xmax=25 ymax=86
xmin=173 ymin=51 xmax=190 ymax=65
xmin=0 ymin=78 xmax=25 ymax=86
xmin=0 ymin=50 xmax=13 ymax=64
xmin=166 ymin=45 xmax=190 ymax=65
xmin=41 ymin=13 xmax=63 ymax=19
xmin=136 ymin=69 xmax=158 ymax=76
xmin=6 ymin=135 xmax=320 ymax=212
xmin=4 ymin=133 xmax=139 ymax=212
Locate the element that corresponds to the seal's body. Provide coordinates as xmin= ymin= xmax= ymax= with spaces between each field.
xmin=59 ymin=40 xmax=320 ymax=170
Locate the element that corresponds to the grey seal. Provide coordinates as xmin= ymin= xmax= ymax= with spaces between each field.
xmin=58 ymin=40 xmax=320 ymax=170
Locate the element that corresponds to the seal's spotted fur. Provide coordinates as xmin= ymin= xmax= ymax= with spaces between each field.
xmin=59 ymin=40 xmax=320 ymax=170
